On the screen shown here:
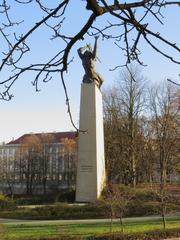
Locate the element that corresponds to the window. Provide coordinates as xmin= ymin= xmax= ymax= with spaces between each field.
xmin=65 ymin=174 xmax=68 ymax=181
xmin=59 ymin=174 xmax=62 ymax=181
xmin=62 ymin=159 xmax=64 ymax=171
xmin=9 ymin=149 xmax=13 ymax=155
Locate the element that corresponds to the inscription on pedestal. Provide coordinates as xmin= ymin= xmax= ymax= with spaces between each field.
xmin=80 ymin=165 xmax=93 ymax=172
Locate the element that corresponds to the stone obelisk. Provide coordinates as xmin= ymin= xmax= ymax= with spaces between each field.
xmin=76 ymin=37 xmax=106 ymax=202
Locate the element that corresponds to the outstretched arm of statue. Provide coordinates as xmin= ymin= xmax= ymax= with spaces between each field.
xmin=92 ymin=36 xmax=99 ymax=59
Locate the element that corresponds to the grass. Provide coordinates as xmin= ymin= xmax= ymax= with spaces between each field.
xmin=1 ymin=215 xmax=180 ymax=240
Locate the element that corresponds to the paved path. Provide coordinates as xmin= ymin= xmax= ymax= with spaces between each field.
xmin=0 ymin=214 xmax=179 ymax=225
xmin=0 ymin=218 xmax=33 ymax=224
xmin=0 ymin=218 xmax=129 ymax=224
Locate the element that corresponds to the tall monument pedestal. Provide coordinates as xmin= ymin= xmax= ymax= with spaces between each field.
xmin=75 ymin=82 xmax=106 ymax=203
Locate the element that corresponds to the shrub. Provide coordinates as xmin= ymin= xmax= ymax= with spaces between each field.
xmin=0 ymin=203 xmax=107 ymax=220
xmin=127 ymin=200 xmax=160 ymax=216
xmin=133 ymin=188 xmax=159 ymax=202
xmin=0 ymin=194 xmax=15 ymax=210
xmin=14 ymin=189 xmax=76 ymax=206
xmin=30 ymin=203 xmax=106 ymax=220
xmin=54 ymin=188 xmax=76 ymax=203
xmin=14 ymin=195 xmax=55 ymax=205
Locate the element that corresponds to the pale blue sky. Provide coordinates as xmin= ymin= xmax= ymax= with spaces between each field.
xmin=0 ymin=1 xmax=179 ymax=143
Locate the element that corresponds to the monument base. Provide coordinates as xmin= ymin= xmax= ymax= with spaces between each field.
xmin=75 ymin=82 xmax=106 ymax=203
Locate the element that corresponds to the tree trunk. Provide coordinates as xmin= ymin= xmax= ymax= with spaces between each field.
xmin=160 ymin=146 xmax=167 ymax=230
xmin=120 ymin=214 xmax=124 ymax=233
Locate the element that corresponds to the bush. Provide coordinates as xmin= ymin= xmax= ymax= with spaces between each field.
xmin=54 ymin=188 xmax=76 ymax=203
xmin=28 ymin=203 xmax=106 ymax=220
xmin=0 ymin=194 xmax=15 ymax=210
xmin=133 ymin=188 xmax=159 ymax=202
xmin=127 ymin=200 xmax=160 ymax=217
xmin=14 ymin=188 xmax=76 ymax=206
xmin=0 ymin=203 xmax=107 ymax=220
xmin=14 ymin=195 xmax=55 ymax=205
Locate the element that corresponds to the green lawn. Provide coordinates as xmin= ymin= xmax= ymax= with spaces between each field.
xmin=1 ymin=216 xmax=180 ymax=240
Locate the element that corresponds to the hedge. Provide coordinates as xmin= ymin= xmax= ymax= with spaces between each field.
xmin=0 ymin=195 xmax=16 ymax=210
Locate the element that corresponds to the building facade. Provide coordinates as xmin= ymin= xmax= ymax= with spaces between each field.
xmin=0 ymin=132 xmax=77 ymax=195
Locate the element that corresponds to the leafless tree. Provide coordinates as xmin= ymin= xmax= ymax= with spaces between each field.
xmin=39 ymin=133 xmax=55 ymax=195
xmin=104 ymin=65 xmax=147 ymax=186
xmin=99 ymin=186 xmax=117 ymax=232
xmin=149 ymin=82 xmax=180 ymax=229
xmin=4 ymin=172 xmax=15 ymax=200
xmin=16 ymin=134 xmax=41 ymax=195
xmin=113 ymin=185 xmax=134 ymax=233
xmin=62 ymin=137 xmax=77 ymax=188
xmin=0 ymin=149 xmax=17 ymax=198
xmin=141 ymin=118 xmax=158 ymax=183
xmin=117 ymin=65 xmax=147 ymax=187
xmin=100 ymin=184 xmax=134 ymax=232
xmin=0 ymin=0 xmax=180 ymax=129
xmin=103 ymin=87 xmax=122 ymax=183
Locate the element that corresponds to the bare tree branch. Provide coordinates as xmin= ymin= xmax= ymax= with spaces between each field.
xmin=0 ymin=0 xmax=180 ymax=131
